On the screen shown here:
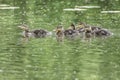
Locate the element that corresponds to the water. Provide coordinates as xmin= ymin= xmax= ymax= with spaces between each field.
xmin=0 ymin=0 xmax=120 ymax=80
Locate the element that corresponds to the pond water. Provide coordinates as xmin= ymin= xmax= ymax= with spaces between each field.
xmin=0 ymin=0 xmax=120 ymax=80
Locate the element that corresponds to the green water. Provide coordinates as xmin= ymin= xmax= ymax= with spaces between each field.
xmin=0 ymin=0 xmax=120 ymax=80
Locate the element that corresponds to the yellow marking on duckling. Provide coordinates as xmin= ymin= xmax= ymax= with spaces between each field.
xmin=76 ymin=25 xmax=85 ymax=30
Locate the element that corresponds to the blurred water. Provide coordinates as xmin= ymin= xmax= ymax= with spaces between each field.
xmin=0 ymin=0 xmax=120 ymax=80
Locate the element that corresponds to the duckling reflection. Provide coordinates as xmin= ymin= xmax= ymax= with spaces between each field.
xmin=18 ymin=24 xmax=52 ymax=38
xmin=54 ymin=25 xmax=64 ymax=42
xmin=64 ymin=23 xmax=79 ymax=40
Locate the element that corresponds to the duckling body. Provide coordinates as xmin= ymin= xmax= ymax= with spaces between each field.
xmin=33 ymin=29 xmax=51 ymax=38
xmin=91 ymin=26 xmax=102 ymax=31
xmin=83 ymin=27 xmax=93 ymax=41
xmin=18 ymin=24 xmax=52 ymax=38
xmin=94 ymin=29 xmax=112 ymax=38
xmin=85 ymin=29 xmax=92 ymax=38
xmin=75 ymin=22 xmax=88 ymax=38
xmin=90 ymin=26 xmax=102 ymax=38
xmin=90 ymin=26 xmax=112 ymax=38
xmin=64 ymin=29 xmax=79 ymax=39
xmin=64 ymin=23 xmax=79 ymax=39
xmin=54 ymin=25 xmax=64 ymax=42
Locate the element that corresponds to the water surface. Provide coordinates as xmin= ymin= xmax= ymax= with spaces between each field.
xmin=0 ymin=0 xmax=120 ymax=80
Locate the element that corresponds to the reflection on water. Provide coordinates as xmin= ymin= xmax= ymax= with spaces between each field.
xmin=0 ymin=7 xmax=19 ymax=9
xmin=0 ymin=0 xmax=120 ymax=80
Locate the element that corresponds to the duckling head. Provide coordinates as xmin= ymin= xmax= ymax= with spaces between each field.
xmin=53 ymin=25 xmax=64 ymax=37
xmin=70 ymin=23 xmax=76 ymax=30
xmin=18 ymin=24 xmax=29 ymax=31
xmin=76 ymin=22 xmax=86 ymax=30
xmin=54 ymin=25 xmax=64 ymax=32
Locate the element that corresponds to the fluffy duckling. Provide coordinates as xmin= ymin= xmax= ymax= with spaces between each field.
xmin=18 ymin=24 xmax=33 ymax=38
xmin=54 ymin=25 xmax=64 ymax=42
xmin=68 ymin=23 xmax=76 ymax=30
xmin=75 ymin=22 xmax=87 ymax=39
xmin=89 ymin=26 xmax=102 ymax=38
xmin=76 ymin=22 xmax=86 ymax=31
xmin=18 ymin=24 xmax=52 ymax=38
xmin=94 ymin=29 xmax=113 ymax=38
xmin=64 ymin=23 xmax=79 ymax=39
xmin=83 ymin=26 xmax=93 ymax=41
xmin=90 ymin=26 xmax=113 ymax=38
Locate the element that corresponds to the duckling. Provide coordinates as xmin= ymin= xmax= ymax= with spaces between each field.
xmin=83 ymin=26 xmax=93 ymax=41
xmin=68 ymin=23 xmax=76 ymax=30
xmin=18 ymin=24 xmax=52 ymax=38
xmin=18 ymin=24 xmax=33 ymax=38
xmin=64 ymin=23 xmax=79 ymax=40
xmin=94 ymin=29 xmax=113 ymax=38
xmin=76 ymin=22 xmax=86 ymax=31
xmin=54 ymin=25 xmax=64 ymax=42
xmin=90 ymin=25 xmax=113 ymax=39
xmin=75 ymin=22 xmax=88 ymax=39
xmin=90 ymin=26 xmax=102 ymax=38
